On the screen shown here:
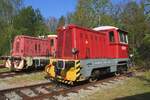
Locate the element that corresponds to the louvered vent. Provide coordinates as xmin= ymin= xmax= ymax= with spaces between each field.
xmin=57 ymin=33 xmax=64 ymax=57
xmin=64 ymin=30 xmax=72 ymax=57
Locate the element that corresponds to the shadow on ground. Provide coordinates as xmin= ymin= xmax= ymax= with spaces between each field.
xmin=114 ymin=92 xmax=150 ymax=100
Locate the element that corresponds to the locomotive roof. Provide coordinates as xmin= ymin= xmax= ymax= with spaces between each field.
xmin=47 ymin=35 xmax=57 ymax=37
xmin=16 ymin=35 xmax=57 ymax=39
xmin=58 ymin=24 xmax=127 ymax=35
xmin=16 ymin=35 xmax=49 ymax=40
xmin=93 ymin=26 xmax=119 ymax=31
xmin=58 ymin=24 xmax=106 ymax=35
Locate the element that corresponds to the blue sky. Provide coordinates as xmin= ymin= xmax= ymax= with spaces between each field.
xmin=24 ymin=0 xmax=77 ymax=19
xmin=24 ymin=0 xmax=140 ymax=19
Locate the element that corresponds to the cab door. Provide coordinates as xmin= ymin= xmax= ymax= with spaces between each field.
xmin=108 ymin=31 xmax=118 ymax=58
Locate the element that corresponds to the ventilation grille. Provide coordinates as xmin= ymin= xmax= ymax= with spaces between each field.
xmin=64 ymin=30 xmax=72 ymax=57
xmin=57 ymin=32 xmax=64 ymax=57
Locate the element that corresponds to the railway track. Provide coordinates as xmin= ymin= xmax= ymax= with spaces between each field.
xmin=0 ymin=70 xmax=43 ymax=79
xmin=0 ymin=64 xmax=5 ymax=68
xmin=0 ymin=71 xmax=21 ymax=78
xmin=0 ymin=73 xmax=132 ymax=100
xmin=0 ymin=82 xmax=55 ymax=100
xmin=0 ymin=81 xmax=70 ymax=100
xmin=30 ymin=75 xmax=128 ymax=100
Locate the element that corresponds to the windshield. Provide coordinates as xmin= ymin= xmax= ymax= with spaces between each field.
xmin=118 ymin=30 xmax=128 ymax=44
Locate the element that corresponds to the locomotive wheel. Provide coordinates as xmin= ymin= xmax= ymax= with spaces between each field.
xmin=89 ymin=77 xmax=98 ymax=83
xmin=89 ymin=70 xmax=99 ymax=82
xmin=115 ymin=72 xmax=120 ymax=76
xmin=115 ymin=65 xmax=128 ymax=76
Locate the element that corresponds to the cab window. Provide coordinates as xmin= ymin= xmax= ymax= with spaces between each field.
xmin=109 ymin=31 xmax=115 ymax=42
xmin=50 ymin=39 xmax=54 ymax=46
xmin=118 ymin=30 xmax=128 ymax=44
xmin=35 ymin=44 xmax=37 ymax=53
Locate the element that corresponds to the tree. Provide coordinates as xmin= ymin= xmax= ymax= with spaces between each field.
xmin=66 ymin=12 xmax=74 ymax=24
xmin=144 ymin=0 xmax=150 ymax=22
xmin=120 ymin=1 xmax=149 ymax=52
xmin=117 ymin=1 xmax=150 ymax=67
xmin=0 ymin=0 xmax=22 ymax=55
xmin=0 ymin=0 xmax=22 ymax=34
xmin=46 ymin=17 xmax=58 ymax=33
xmin=13 ymin=6 xmax=48 ymax=36
xmin=72 ymin=0 xmax=113 ymax=28
xmin=138 ymin=34 xmax=150 ymax=67
xmin=57 ymin=16 xmax=66 ymax=28
xmin=0 ymin=5 xmax=49 ymax=55
xmin=0 ymin=0 xmax=22 ymax=23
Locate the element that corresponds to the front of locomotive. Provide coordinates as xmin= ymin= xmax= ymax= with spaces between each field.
xmin=4 ymin=35 xmax=25 ymax=71
xmin=45 ymin=59 xmax=83 ymax=85
xmin=45 ymin=25 xmax=84 ymax=85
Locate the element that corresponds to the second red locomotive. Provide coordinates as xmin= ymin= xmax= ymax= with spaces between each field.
xmin=3 ymin=35 xmax=57 ymax=71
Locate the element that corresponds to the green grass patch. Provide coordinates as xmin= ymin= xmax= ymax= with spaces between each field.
xmin=0 ymin=68 xmax=10 ymax=73
xmin=4 ymin=72 xmax=46 ymax=83
xmin=84 ymin=71 xmax=150 ymax=100
xmin=0 ymin=60 xmax=4 ymax=64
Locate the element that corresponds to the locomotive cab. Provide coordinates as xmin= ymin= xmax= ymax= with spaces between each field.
xmin=94 ymin=26 xmax=129 ymax=59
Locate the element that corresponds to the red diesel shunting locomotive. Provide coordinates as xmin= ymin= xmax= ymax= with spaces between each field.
xmin=3 ymin=35 xmax=57 ymax=71
xmin=57 ymin=25 xmax=128 ymax=59
xmin=45 ymin=24 xmax=129 ymax=84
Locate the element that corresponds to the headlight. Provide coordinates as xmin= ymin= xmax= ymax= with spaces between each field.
xmin=72 ymin=48 xmax=78 ymax=54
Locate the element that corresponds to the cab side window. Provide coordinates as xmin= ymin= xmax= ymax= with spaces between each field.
xmin=35 ymin=44 xmax=37 ymax=53
xmin=50 ymin=39 xmax=54 ymax=46
xmin=109 ymin=31 xmax=115 ymax=42
xmin=119 ymin=32 xmax=124 ymax=43
xmin=16 ymin=42 xmax=20 ymax=52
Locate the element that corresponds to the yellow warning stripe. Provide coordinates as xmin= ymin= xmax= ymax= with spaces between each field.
xmin=75 ymin=60 xmax=81 ymax=81
xmin=76 ymin=63 xmax=80 ymax=68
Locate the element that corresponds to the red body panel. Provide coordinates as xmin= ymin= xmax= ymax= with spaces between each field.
xmin=57 ymin=24 xmax=129 ymax=59
xmin=12 ymin=35 xmax=57 ymax=57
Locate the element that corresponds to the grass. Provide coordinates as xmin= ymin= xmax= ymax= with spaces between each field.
xmin=0 ymin=71 xmax=48 ymax=90
xmin=83 ymin=71 xmax=150 ymax=100
xmin=5 ymin=72 xmax=46 ymax=81
xmin=0 ymin=60 xmax=9 ymax=73
xmin=0 ymin=71 xmax=47 ymax=86
xmin=0 ymin=60 xmax=4 ymax=64
xmin=0 ymin=68 xmax=10 ymax=73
